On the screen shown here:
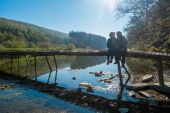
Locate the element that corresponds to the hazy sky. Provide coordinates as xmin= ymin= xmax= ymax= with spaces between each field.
xmin=0 ymin=0 xmax=129 ymax=38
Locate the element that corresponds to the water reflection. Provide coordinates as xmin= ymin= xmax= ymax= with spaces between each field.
xmin=47 ymin=71 xmax=58 ymax=85
xmin=70 ymin=56 xmax=106 ymax=70
xmin=0 ymin=56 xmax=106 ymax=77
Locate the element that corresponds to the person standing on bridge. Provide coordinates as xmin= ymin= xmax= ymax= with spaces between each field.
xmin=106 ymin=32 xmax=117 ymax=65
xmin=116 ymin=31 xmax=128 ymax=67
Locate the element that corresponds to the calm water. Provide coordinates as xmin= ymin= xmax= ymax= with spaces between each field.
xmin=0 ymin=56 xmax=162 ymax=113
xmin=36 ymin=56 xmax=129 ymax=99
xmin=0 ymin=79 xmax=95 ymax=113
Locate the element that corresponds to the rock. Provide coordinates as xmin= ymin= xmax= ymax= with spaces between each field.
xmin=126 ymin=83 xmax=151 ymax=91
xmin=89 ymin=71 xmax=113 ymax=77
xmin=142 ymin=74 xmax=153 ymax=83
xmin=138 ymin=91 xmax=152 ymax=98
xmin=72 ymin=77 xmax=76 ymax=80
xmin=79 ymin=82 xmax=92 ymax=89
xmin=128 ymin=91 xmax=136 ymax=97
xmin=99 ymin=78 xmax=113 ymax=84
xmin=0 ymin=85 xmax=13 ymax=90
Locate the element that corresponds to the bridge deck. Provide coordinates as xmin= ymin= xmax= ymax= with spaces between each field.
xmin=0 ymin=50 xmax=169 ymax=85
xmin=0 ymin=50 xmax=170 ymax=60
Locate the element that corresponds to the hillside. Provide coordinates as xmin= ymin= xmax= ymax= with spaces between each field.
xmin=0 ymin=18 xmax=70 ymax=50
xmin=0 ymin=18 xmax=107 ymax=50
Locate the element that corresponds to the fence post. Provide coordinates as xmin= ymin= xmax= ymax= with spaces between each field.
xmin=34 ymin=56 xmax=37 ymax=80
xmin=117 ymin=60 xmax=123 ymax=102
xmin=157 ymin=59 xmax=164 ymax=85
xmin=10 ymin=55 xmax=13 ymax=74
xmin=45 ymin=56 xmax=52 ymax=72
xmin=18 ymin=56 xmax=20 ymax=78
xmin=54 ymin=55 xmax=58 ymax=70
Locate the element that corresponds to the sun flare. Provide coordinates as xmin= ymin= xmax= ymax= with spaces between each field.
xmin=84 ymin=0 xmax=118 ymax=10
xmin=102 ymin=0 xmax=118 ymax=10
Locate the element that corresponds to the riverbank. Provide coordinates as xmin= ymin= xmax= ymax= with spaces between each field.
xmin=1 ymin=72 xmax=170 ymax=113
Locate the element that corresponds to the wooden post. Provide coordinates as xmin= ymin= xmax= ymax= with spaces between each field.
xmin=0 ymin=57 xmax=2 ymax=71
xmin=34 ymin=56 xmax=37 ymax=80
xmin=117 ymin=60 xmax=124 ymax=102
xmin=54 ymin=55 xmax=58 ymax=70
xmin=10 ymin=55 xmax=13 ymax=74
xmin=54 ymin=70 xmax=58 ymax=84
xmin=2 ymin=57 xmax=7 ymax=71
xmin=45 ymin=56 xmax=52 ymax=72
xmin=47 ymin=72 xmax=52 ymax=84
xmin=117 ymin=60 xmax=123 ymax=89
xmin=25 ymin=56 xmax=29 ymax=77
xmin=123 ymin=66 xmax=131 ymax=85
xmin=157 ymin=59 xmax=164 ymax=85
xmin=18 ymin=56 xmax=20 ymax=78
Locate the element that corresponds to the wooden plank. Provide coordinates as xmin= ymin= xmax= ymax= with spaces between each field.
xmin=0 ymin=51 xmax=170 ymax=60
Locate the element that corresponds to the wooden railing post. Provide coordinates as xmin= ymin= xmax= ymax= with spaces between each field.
xmin=34 ymin=56 xmax=37 ymax=80
xmin=54 ymin=55 xmax=58 ymax=70
xmin=117 ymin=60 xmax=123 ymax=101
xmin=10 ymin=55 xmax=13 ymax=74
xmin=25 ymin=56 xmax=29 ymax=77
xmin=157 ymin=59 xmax=164 ymax=85
xmin=54 ymin=70 xmax=58 ymax=84
xmin=45 ymin=56 xmax=52 ymax=72
xmin=18 ymin=56 xmax=20 ymax=78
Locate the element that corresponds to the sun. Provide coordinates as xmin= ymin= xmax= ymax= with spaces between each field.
xmin=84 ymin=0 xmax=118 ymax=10
xmin=103 ymin=0 xmax=118 ymax=10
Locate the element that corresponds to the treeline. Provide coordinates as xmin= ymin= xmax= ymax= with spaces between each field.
xmin=117 ymin=0 xmax=170 ymax=52
xmin=0 ymin=18 xmax=107 ymax=51
xmin=0 ymin=18 xmax=70 ymax=50
xmin=69 ymin=31 xmax=107 ymax=49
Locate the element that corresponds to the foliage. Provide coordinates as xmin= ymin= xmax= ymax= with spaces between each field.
xmin=0 ymin=17 xmax=70 ymax=49
xmin=117 ymin=0 xmax=170 ymax=52
xmin=0 ymin=18 xmax=107 ymax=51
xmin=69 ymin=31 xmax=107 ymax=49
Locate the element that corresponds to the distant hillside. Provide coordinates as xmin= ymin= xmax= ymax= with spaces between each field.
xmin=0 ymin=18 xmax=70 ymax=49
xmin=0 ymin=18 xmax=107 ymax=50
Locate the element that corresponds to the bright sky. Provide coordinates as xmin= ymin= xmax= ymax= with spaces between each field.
xmin=0 ymin=0 xmax=129 ymax=38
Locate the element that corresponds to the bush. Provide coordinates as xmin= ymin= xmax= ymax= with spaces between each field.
xmin=67 ymin=43 xmax=75 ymax=51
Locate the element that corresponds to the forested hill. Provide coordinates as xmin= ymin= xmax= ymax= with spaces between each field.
xmin=69 ymin=31 xmax=107 ymax=49
xmin=0 ymin=18 xmax=107 ymax=50
xmin=0 ymin=18 xmax=70 ymax=49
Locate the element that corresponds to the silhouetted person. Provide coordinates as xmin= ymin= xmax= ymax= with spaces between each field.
xmin=116 ymin=31 xmax=127 ymax=67
xmin=107 ymin=32 xmax=117 ymax=65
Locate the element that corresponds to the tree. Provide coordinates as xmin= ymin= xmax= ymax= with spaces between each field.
xmin=117 ymin=0 xmax=170 ymax=52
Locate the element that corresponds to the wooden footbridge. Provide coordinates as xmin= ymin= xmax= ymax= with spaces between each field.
xmin=0 ymin=50 xmax=170 ymax=111
xmin=0 ymin=50 xmax=169 ymax=85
